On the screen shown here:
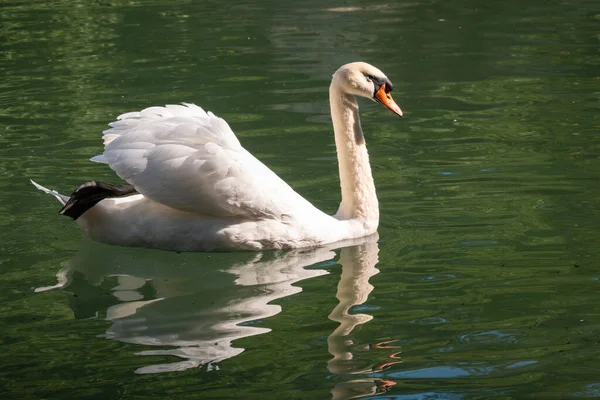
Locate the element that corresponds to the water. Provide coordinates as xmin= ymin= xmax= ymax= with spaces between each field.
xmin=1 ymin=0 xmax=600 ymax=398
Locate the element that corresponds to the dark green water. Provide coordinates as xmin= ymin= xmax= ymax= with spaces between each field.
xmin=2 ymin=0 xmax=600 ymax=398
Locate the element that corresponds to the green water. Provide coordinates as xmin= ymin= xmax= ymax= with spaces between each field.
xmin=2 ymin=0 xmax=600 ymax=398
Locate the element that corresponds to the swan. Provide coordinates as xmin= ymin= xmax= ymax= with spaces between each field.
xmin=31 ymin=62 xmax=402 ymax=251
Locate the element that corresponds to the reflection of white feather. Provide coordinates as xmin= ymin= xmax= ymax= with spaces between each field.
xmin=103 ymin=246 xmax=333 ymax=374
xmin=37 ymin=235 xmax=380 ymax=374
xmin=106 ymin=298 xmax=163 ymax=320
xmin=41 ymin=236 xmax=378 ymax=374
xmin=34 ymin=267 xmax=69 ymax=293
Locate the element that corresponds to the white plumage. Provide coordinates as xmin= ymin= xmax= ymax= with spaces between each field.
xmin=94 ymin=102 xmax=311 ymax=219
xmin=32 ymin=62 xmax=402 ymax=252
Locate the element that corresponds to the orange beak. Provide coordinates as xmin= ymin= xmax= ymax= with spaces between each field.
xmin=375 ymin=84 xmax=403 ymax=117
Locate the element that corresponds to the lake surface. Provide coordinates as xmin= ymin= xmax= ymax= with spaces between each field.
xmin=1 ymin=0 xmax=600 ymax=398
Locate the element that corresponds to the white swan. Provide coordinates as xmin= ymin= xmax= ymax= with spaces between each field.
xmin=32 ymin=62 xmax=402 ymax=251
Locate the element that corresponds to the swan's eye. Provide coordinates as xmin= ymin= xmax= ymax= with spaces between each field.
xmin=364 ymin=74 xmax=375 ymax=82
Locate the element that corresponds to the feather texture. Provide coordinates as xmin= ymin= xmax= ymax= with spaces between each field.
xmin=96 ymin=103 xmax=313 ymax=218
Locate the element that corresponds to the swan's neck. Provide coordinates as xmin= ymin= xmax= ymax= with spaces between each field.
xmin=330 ymin=85 xmax=379 ymax=223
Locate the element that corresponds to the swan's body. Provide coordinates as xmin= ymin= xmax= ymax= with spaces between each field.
xmin=32 ymin=62 xmax=402 ymax=252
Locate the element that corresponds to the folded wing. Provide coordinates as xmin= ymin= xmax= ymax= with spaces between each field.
xmin=92 ymin=103 xmax=310 ymax=218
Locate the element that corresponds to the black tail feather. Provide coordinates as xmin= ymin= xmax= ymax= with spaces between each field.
xmin=60 ymin=181 xmax=138 ymax=220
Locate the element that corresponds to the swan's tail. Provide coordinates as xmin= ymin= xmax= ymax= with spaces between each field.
xmin=32 ymin=179 xmax=138 ymax=220
xmin=30 ymin=179 xmax=70 ymax=206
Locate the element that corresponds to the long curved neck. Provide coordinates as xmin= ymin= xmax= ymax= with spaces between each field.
xmin=329 ymin=84 xmax=379 ymax=222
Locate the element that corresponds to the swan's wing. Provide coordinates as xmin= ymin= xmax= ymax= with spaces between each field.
xmin=92 ymin=103 xmax=308 ymax=218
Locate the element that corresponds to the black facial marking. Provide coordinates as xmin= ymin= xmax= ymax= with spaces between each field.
xmin=59 ymin=181 xmax=138 ymax=220
xmin=364 ymin=73 xmax=394 ymax=99
xmin=383 ymin=78 xmax=393 ymax=93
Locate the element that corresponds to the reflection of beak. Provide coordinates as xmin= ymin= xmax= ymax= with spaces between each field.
xmin=375 ymin=84 xmax=403 ymax=117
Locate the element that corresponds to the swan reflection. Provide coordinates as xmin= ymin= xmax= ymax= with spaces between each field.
xmin=38 ymin=234 xmax=396 ymax=397
xmin=327 ymin=239 xmax=400 ymax=399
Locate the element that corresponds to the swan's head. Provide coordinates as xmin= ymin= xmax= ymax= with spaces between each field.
xmin=332 ymin=62 xmax=403 ymax=117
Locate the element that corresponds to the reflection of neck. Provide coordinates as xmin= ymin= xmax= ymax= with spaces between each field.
xmin=327 ymin=241 xmax=379 ymax=374
xmin=329 ymin=84 xmax=379 ymax=222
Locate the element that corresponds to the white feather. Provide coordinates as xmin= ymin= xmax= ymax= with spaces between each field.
xmin=30 ymin=180 xmax=69 ymax=205
xmin=97 ymin=103 xmax=310 ymax=218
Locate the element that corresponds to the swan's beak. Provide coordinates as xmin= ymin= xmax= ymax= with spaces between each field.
xmin=375 ymin=84 xmax=403 ymax=117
